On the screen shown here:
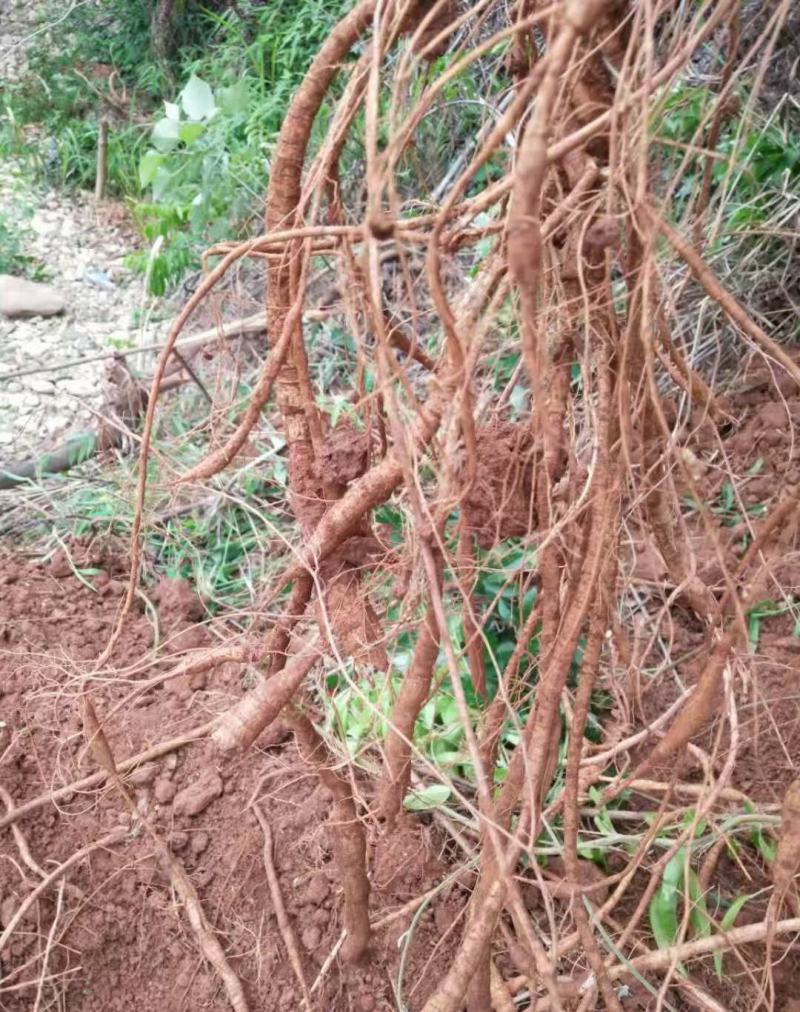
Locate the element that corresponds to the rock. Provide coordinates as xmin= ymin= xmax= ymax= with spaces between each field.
xmin=301 ymin=925 xmax=322 ymax=950
xmin=58 ymin=377 xmax=97 ymax=398
xmin=0 ymin=894 xmax=16 ymax=928
xmin=193 ymin=865 xmax=215 ymax=887
xmin=0 ymin=274 xmax=65 ymax=318
xmin=154 ymin=778 xmax=176 ymax=804
xmin=129 ymin=762 xmax=158 ymax=786
xmin=172 ymin=771 xmax=223 ymax=817
xmin=304 ymin=873 xmax=330 ymax=906
xmin=49 ymin=549 xmax=73 ymax=578
xmin=190 ymin=831 xmax=209 ymax=856
xmin=26 ymin=336 xmax=57 ymax=356
xmin=30 ymin=210 xmax=58 ymax=235
xmin=28 ymin=377 xmax=55 ymax=395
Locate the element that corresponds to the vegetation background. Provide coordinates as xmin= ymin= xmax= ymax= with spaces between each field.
xmin=1 ymin=2 xmax=800 ymax=1011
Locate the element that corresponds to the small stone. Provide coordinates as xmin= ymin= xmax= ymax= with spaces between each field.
xmin=169 ymin=831 xmax=189 ymax=851
xmin=24 ymin=338 xmax=53 ymax=357
xmin=49 ymin=550 xmax=72 ymax=578
xmin=129 ymin=762 xmax=158 ymax=786
xmin=0 ymin=275 xmax=66 ymax=318
xmin=0 ymin=894 xmax=17 ymax=928
xmin=172 ymin=771 xmax=223 ymax=817
xmin=304 ymin=873 xmax=330 ymax=906
xmin=187 ymin=667 xmax=207 ymax=691
xmin=193 ymin=865 xmax=215 ymax=887
xmin=154 ymin=778 xmax=177 ymax=804
xmin=58 ymin=376 xmax=97 ymax=398
xmin=301 ymin=925 xmax=322 ymax=950
xmin=30 ymin=211 xmax=57 ymax=235
xmin=164 ymin=675 xmax=192 ymax=701
xmin=190 ymin=831 xmax=209 ymax=856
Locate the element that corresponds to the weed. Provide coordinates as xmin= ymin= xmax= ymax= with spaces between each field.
xmin=683 ymin=479 xmax=766 ymax=528
xmin=746 ymin=597 xmax=800 ymax=651
xmin=0 ymin=204 xmax=45 ymax=279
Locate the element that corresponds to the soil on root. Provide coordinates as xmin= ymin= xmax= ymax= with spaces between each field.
xmin=2 ymin=373 xmax=800 ymax=1011
xmin=0 ymin=558 xmax=462 ymax=1012
xmin=612 ymin=375 xmax=800 ymax=1011
xmin=632 ymin=379 xmax=800 ymax=803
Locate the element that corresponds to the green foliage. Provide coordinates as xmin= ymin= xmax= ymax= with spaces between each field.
xmin=648 ymin=839 xmax=712 ymax=964
xmin=713 ymin=894 xmax=752 ymax=978
xmin=659 ymin=84 xmax=800 ymax=216
xmin=683 ymin=476 xmax=766 ymax=529
xmin=0 ymin=206 xmax=44 ymax=278
xmin=470 ymin=541 xmax=539 ymax=698
xmin=746 ymin=597 xmax=800 ymax=650
xmin=403 ymin=783 xmax=452 ymax=812
xmin=124 ymin=1 xmax=354 ymax=292
xmin=649 ymin=851 xmax=684 ymax=952
xmin=132 ymin=71 xmax=258 ymax=292
xmin=656 ymin=82 xmax=800 ymax=342
xmin=1 ymin=1 xmax=167 ymax=194
xmin=2 ymin=0 xmax=352 ymax=293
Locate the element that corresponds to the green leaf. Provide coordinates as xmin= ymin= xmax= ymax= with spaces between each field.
xmin=178 ymin=121 xmax=205 ymax=146
xmin=65 ymin=433 xmax=97 ymax=467
xmin=649 ymin=852 xmax=683 ymax=950
xmin=218 ymin=80 xmax=249 ymax=115
xmin=151 ymin=165 xmax=174 ymax=202
xmin=164 ymin=100 xmax=180 ymax=121
xmin=687 ymin=870 xmax=712 ymax=940
xmin=649 ymin=887 xmax=680 ymax=951
xmin=748 ymin=612 xmax=761 ymax=650
xmin=138 ymin=149 xmax=164 ymax=188
xmin=151 ymin=117 xmax=180 ymax=153
xmin=180 ymin=75 xmax=216 ymax=121
xmin=403 ymin=783 xmax=451 ymax=811
xmin=750 ymin=823 xmax=777 ymax=863
xmin=714 ymin=894 xmax=752 ymax=978
xmin=429 ymin=746 xmax=466 ymax=768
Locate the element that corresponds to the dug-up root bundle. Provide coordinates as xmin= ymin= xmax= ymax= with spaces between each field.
xmin=7 ymin=2 xmax=799 ymax=1011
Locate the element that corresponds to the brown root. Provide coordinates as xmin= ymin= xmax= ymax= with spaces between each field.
xmin=283 ymin=707 xmax=371 ymax=964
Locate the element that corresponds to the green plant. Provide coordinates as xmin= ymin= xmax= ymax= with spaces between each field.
xmin=1 ymin=0 xmax=353 ymax=293
xmin=649 ymin=829 xmax=712 ymax=963
xmin=132 ymin=72 xmax=254 ymax=292
xmin=658 ymin=84 xmax=800 ymax=221
xmin=747 ymin=597 xmax=800 ymax=650
xmin=129 ymin=1 xmax=353 ymax=292
xmin=683 ymin=478 xmax=766 ymax=528
xmin=0 ymin=207 xmax=43 ymax=278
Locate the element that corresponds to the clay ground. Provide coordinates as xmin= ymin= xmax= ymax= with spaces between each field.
xmin=0 ymin=563 xmax=465 ymax=1012
xmin=1 ymin=363 xmax=800 ymax=1011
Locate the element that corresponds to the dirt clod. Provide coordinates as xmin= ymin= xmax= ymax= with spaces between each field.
xmin=172 ymin=770 xmax=224 ymax=817
xmin=154 ymin=778 xmax=177 ymax=804
xmin=461 ymin=421 xmax=535 ymax=548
